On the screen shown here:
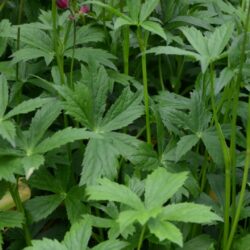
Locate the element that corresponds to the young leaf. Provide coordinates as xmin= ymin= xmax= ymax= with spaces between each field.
xmin=160 ymin=203 xmax=222 ymax=223
xmin=139 ymin=0 xmax=160 ymax=22
xmin=126 ymin=0 xmax=141 ymax=21
xmin=63 ymin=217 xmax=92 ymax=250
xmin=175 ymin=134 xmax=200 ymax=162
xmin=148 ymin=219 xmax=183 ymax=247
xmin=144 ymin=168 xmax=188 ymax=209
xmin=0 ymin=211 xmax=24 ymax=229
xmin=0 ymin=74 xmax=8 ymax=118
xmin=24 ymin=239 xmax=66 ymax=250
xmin=86 ymin=178 xmax=144 ymax=210
xmin=114 ymin=17 xmax=135 ymax=30
xmin=25 ymin=194 xmax=65 ymax=222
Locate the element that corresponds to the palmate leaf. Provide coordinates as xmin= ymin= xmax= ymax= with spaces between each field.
xmin=63 ymin=217 xmax=92 ymax=250
xmin=25 ymin=194 xmax=65 ymax=222
xmin=28 ymin=101 xmax=62 ymax=148
xmin=80 ymin=137 xmax=119 ymax=185
xmin=141 ymin=21 xmax=167 ymax=41
xmin=139 ymin=0 xmax=160 ymax=22
xmin=34 ymin=127 xmax=97 ymax=154
xmin=91 ymin=240 xmax=129 ymax=250
xmin=160 ymin=203 xmax=222 ymax=223
xmin=126 ymin=0 xmax=141 ymax=21
xmin=0 ymin=211 xmax=24 ymax=230
xmin=24 ymin=239 xmax=66 ymax=250
xmin=101 ymin=87 xmax=144 ymax=132
xmin=0 ymin=74 xmax=8 ymax=118
xmin=0 ymin=120 xmax=16 ymax=147
xmin=148 ymin=219 xmax=183 ymax=247
xmin=65 ymin=47 xmax=117 ymax=70
xmin=86 ymin=178 xmax=144 ymax=211
xmin=0 ymin=156 xmax=21 ymax=182
xmin=144 ymin=168 xmax=188 ymax=209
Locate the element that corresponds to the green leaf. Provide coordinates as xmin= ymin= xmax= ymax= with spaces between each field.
xmin=148 ymin=219 xmax=183 ymax=247
xmin=207 ymin=22 xmax=234 ymax=59
xmin=21 ymin=154 xmax=45 ymax=179
xmin=117 ymin=210 xmax=140 ymax=232
xmin=34 ymin=128 xmax=96 ymax=154
xmin=0 ymin=74 xmax=8 ymax=118
xmin=5 ymin=97 xmax=52 ymax=119
xmin=24 ymin=239 xmax=66 ymax=250
xmin=160 ymin=203 xmax=222 ymax=223
xmin=25 ymin=194 xmax=65 ymax=222
xmin=175 ymin=135 xmax=199 ymax=162
xmin=144 ymin=168 xmax=188 ymax=209
xmin=65 ymin=186 xmax=87 ymax=224
xmin=147 ymin=46 xmax=200 ymax=59
xmin=0 ymin=156 xmax=21 ymax=182
xmin=0 ymin=211 xmax=24 ymax=230
xmin=233 ymin=234 xmax=250 ymax=250
xmin=65 ymin=48 xmax=117 ymax=70
xmin=11 ymin=48 xmax=54 ymax=65
xmin=86 ymin=178 xmax=144 ymax=210
xmin=28 ymin=101 xmax=62 ymax=148
xmin=63 ymin=217 xmax=92 ymax=250
xmin=80 ymin=137 xmax=119 ymax=185
xmin=101 ymin=88 xmax=143 ymax=132
xmin=92 ymin=240 xmax=129 ymax=250
xmin=139 ymin=0 xmax=160 ymax=22
xmin=0 ymin=120 xmax=16 ymax=147
xmin=0 ymin=232 xmax=2 ymax=250
xmin=126 ymin=0 xmax=141 ymax=21
xmin=114 ymin=17 xmax=135 ymax=30
xmin=141 ymin=20 xmax=167 ymax=40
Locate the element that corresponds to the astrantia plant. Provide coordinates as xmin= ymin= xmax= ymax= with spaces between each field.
xmin=0 ymin=0 xmax=250 ymax=250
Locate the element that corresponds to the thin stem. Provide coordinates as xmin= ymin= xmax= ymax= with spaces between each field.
xmin=52 ymin=0 xmax=65 ymax=85
xmin=122 ymin=26 xmax=130 ymax=75
xmin=70 ymin=19 xmax=76 ymax=88
xmin=209 ymin=64 xmax=231 ymax=249
xmin=230 ymin=1 xmax=250 ymax=221
xmin=137 ymin=28 xmax=151 ymax=144
xmin=137 ymin=225 xmax=146 ymax=250
xmin=226 ymin=94 xmax=250 ymax=250
xmin=158 ymin=55 xmax=165 ymax=91
xmin=9 ymin=182 xmax=32 ymax=246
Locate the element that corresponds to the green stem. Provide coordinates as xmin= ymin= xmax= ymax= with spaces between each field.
xmin=226 ymin=94 xmax=250 ymax=250
xmin=209 ymin=64 xmax=231 ymax=249
xmin=158 ymin=55 xmax=165 ymax=90
xmin=70 ymin=19 xmax=76 ymax=88
xmin=137 ymin=225 xmax=146 ymax=250
xmin=52 ymin=0 xmax=65 ymax=85
xmin=122 ymin=26 xmax=130 ymax=75
xmin=230 ymin=1 xmax=250 ymax=221
xmin=9 ymin=182 xmax=32 ymax=246
xmin=137 ymin=28 xmax=151 ymax=144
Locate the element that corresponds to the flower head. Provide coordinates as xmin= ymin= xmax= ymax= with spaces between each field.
xmin=79 ymin=5 xmax=90 ymax=14
xmin=56 ymin=0 xmax=69 ymax=9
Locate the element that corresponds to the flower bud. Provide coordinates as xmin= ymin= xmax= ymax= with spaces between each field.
xmin=79 ymin=5 xmax=90 ymax=14
xmin=56 ymin=0 xmax=69 ymax=9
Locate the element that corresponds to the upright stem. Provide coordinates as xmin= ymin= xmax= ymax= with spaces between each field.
xmin=52 ymin=0 xmax=65 ymax=85
xmin=230 ymin=1 xmax=250 ymax=221
xmin=70 ymin=19 xmax=76 ymax=88
xmin=122 ymin=26 xmax=130 ymax=75
xmin=209 ymin=64 xmax=231 ymax=249
xmin=9 ymin=182 xmax=32 ymax=246
xmin=137 ymin=225 xmax=146 ymax=250
xmin=158 ymin=55 xmax=165 ymax=90
xmin=137 ymin=28 xmax=151 ymax=144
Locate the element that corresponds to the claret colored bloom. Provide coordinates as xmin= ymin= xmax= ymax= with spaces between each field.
xmin=56 ymin=0 xmax=69 ymax=9
xmin=79 ymin=5 xmax=90 ymax=14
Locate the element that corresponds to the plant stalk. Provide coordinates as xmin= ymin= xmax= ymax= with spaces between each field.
xmin=137 ymin=28 xmax=151 ymax=144
xmin=137 ymin=225 xmax=146 ymax=250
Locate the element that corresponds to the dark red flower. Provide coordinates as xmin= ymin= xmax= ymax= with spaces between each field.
xmin=56 ymin=0 xmax=69 ymax=9
xmin=79 ymin=5 xmax=90 ymax=14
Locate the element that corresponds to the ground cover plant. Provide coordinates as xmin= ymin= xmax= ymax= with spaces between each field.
xmin=0 ymin=0 xmax=250 ymax=249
